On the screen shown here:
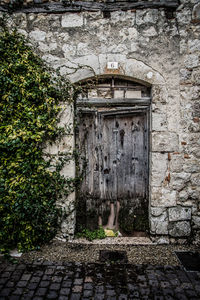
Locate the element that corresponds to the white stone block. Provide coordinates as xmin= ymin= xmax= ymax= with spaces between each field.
xmin=61 ymin=160 xmax=75 ymax=177
xmin=29 ymin=30 xmax=46 ymax=41
xmin=151 ymin=187 xmax=176 ymax=207
xmin=142 ymin=26 xmax=158 ymax=37
xmin=192 ymin=216 xmax=200 ymax=228
xmin=150 ymin=211 xmax=168 ymax=235
xmin=151 ymin=153 xmax=168 ymax=186
xmin=188 ymin=39 xmax=200 ymax=53
xmin=62 ymin=44 xmax=76 ymax=57
xmin=168 ymin=206 xmax=192 ymax=221
xmin=168 ymin=221 xmax=191 ymax=237
xmin=151 ymin=207 xmax=166 ymax=217
xmin=61 ymin=14 xmax=84 ymax=28
xmin=152 ymin=132 xmax=179 ymax=152
xmin=170 ymin=153 xmax=183 ymax=173
xmin=152 ymin=113 xmax=167 ymax=131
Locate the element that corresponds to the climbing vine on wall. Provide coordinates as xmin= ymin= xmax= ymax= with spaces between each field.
xmin=0 ymin=17 xmax=78 ymax=253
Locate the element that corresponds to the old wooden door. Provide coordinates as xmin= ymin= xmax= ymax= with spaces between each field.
xmin=76 ymin=108 xmax=149 ymax=234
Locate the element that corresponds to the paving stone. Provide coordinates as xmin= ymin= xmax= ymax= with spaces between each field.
xmin=9 ymin=296 xmax=21 ymax=300
xmin=39 ymin=280 xmax=50 ymax=287
xmin=21 ymin=274 xmax=31 ymax=281
xmin=46 ymin=290 xmax=58 ymax=299
xmin=83 ymin=282 xmax=93 ymax=289
xmin=60 ymin=287 xmax=70 ymax=295
xmin=83 ymin=289 xmax=93 ymax=297
xmin=62 ymin=280 xmax=72 ymax=287
xmin=30 ymin=277 xmax=41 ymax=283
xmin=174 ymin=293 xmax=188 ymax=300
xmin=16 ymin=280 xmax=27 ymax=287
xmin=13 ymin=287 xmax=24 ymax=295
xmin=0 ymin=261 xmax=200 ymax=300
xmin=49 ymin=283 xmax=61 ymax=290
xmin=35 ymin=287 xmax=47 ymax=296
xmin=27 ymin=282 xmax=38 ymax=289
xmin=70 ymin=294 xmax=81 ymax=300
xmin=94 ymin=294 xmax=105 ymax=300
xmin=0 ymin=288 xmax=10 ymax=296
xmin=185 ymin=289 xmax=198 ymax=297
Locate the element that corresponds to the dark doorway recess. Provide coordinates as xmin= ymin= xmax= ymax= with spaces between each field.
xmin=76 ymin=76 xmax=151 ymax=237
xmin=99 ymin=250 xmax=128 ymax=263
xmin=175 ymin=251 xmax=200 ymax=272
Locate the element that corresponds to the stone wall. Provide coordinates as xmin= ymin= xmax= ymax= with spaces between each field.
xmin=1 ymin=0 xmax=200 ymax=243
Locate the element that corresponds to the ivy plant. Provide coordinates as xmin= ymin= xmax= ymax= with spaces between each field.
xmin=0 ymin=19 xmax=77 ymax=253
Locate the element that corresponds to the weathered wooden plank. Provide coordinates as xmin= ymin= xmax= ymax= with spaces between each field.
xmin=0 ymin=0 xmax=180 ymax=13
xmin=77 ymin=97 xmax=151 ymax=107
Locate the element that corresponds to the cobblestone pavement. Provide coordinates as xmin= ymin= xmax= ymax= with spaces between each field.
xmin=0 ymin=260 xmax=200 ymax=299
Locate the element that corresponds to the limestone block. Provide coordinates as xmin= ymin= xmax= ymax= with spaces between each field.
xmin=188 ymin=39 xmax=200 ymax=53
xmin=170 ymin=173 xmax=191 ymax=191
xmin=150 ymin=211 xmax=168 ymax=235
xmin=168 ymin=221 xmax=191 ymax=237
xmin=153 ymin=236 xmax=170 ymax=244
xmin=110 ymin=11 xmax=135 ymax=24
xmin=151 ymin=187 xmax=176 ymax=207
xmin=151 ymin=153 xmax=168 ymax=186
xmin=179 ymin=190 xmax=189 ymax=202
xmin=61 ymin=14 xmax=84 ymax=28
xmin=17 ymin=29 xmax=28 ymax=37
xmin=58 ymin=104 xmax=74 ymax=128
xmin=192 ymin=216 xmax=200 ymax=229
xmin=42 ymin=54 xmax=60 ymax=64
xmin=170 ymin=153 xmax=183 ymax=173
xmin=62 ymin=44 xmax=76 ymax=57
xmin=107 ymin=44 xmax=128 ymax=54
xmin=176 ymin=9 xmax=191 ymax=25
xmin=60 ymin=159 xmax=75 ymax=177
xmin=13 ymin=13 xmax=27 ymax=29
xmin=167 ymin=101 xmax=181 ymax=133
xmin=130 ymin=43 xmax=138 ymax=52
xmin=152 ymin=113 xmax=167 ymax=131
xmin=191 ymin=173 xmax=200 ymax=186
xmin=77 ymin=42 xmax=92 ymax=56
xmin=180 ymin=69 xmax=192 ymax=84
xmin=180 ymin=85 xmax=200 ymax=101
xmin=69 ymin=55 xmax=100 ymax=82
xmin=151 ymin=207 xmax=166 ymax=217
xmin=192 ymin=3 xmax=200 ymax=22
xmin=59 ymin=135 xmax=74 ymax=153
xmin=29 ymin=30 xmax=46 ymax=41
xmin=183 ymin=159 xmax=200 ymax=173
xmin=128 ymin=28 xmax=138 ymax=40
xmin=136 ymin=9 xmax=158 ymax=25
xmin=142 ymin=26 xmax=158 ymax=37
xmin=168 ymin=206 xmax=192 ymax=221
xmin=38 ymin=42 xmax=49 ymax=52
xmin=152 ymin=132 xmax=179 ymax=152
xmin=184 ymin=54 xmax=199 ymax=68
xmin=125 ymin=59 xmax=165 ymax=86
xmin=151 ymin=85 xmax=168 ymax=104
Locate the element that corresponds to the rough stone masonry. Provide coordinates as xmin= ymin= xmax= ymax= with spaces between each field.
xmin=1 ymin=0 xmax=200 ymax=244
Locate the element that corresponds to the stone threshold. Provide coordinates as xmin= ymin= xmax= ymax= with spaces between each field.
xmin=69 ymin=236 xmax=153 ymax=245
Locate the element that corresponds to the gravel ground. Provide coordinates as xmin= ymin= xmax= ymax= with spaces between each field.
xmin=19 ymin=238 xmax=199 ymax=266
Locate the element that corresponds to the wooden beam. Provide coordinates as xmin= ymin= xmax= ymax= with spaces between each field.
xmin=0 ymin=1 xmax=180 ymax=13
xmin=76 ymin=97 xmax=151 ymax=107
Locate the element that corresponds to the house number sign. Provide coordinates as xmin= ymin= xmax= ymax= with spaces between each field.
xmin=107 ymin=62 xmax=119 ymax=69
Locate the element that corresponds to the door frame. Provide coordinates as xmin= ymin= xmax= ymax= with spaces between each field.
xmin=75 ymin=91 xmax=151 ymax=233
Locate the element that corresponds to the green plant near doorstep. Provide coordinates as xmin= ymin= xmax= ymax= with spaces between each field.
xmin=76 ymin=227 xmax=106 ymax=241
xmin=0 ymin=19 xmax=78 ymax=254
